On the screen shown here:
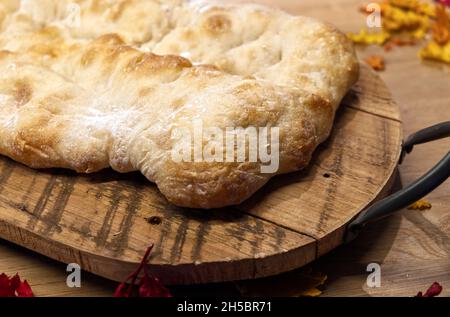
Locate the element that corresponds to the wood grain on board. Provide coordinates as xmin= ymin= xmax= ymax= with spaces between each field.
xmin=0 ymin=60 xmax=401 ymax=285
xmin=238 ymin=65 xmax=402 ymax=258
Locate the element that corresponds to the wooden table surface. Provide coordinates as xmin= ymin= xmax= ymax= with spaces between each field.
xmin=0 ymin=0 xmax=449 ymax=297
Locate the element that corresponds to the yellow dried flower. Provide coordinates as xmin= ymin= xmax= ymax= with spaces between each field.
xmin=419 ymin=41 xmax=450 ymax=63
xmin=354 ymin=1 xmax=450 ymax=65
xmin=347 ymin=29 xmax=391 ymax=45
xmin=387 ymin=0 xmax=436 ymax=18
xmin=380 ymin=3 xmax=430 ymax=33
xmin=407 ymin=199 xmax=433 ymax=210
xmin=411 ymin=27 xmax=428 ymax=39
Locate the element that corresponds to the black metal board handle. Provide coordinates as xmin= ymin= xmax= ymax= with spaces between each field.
xmin=345 ymin=121 xmax=450 ymax=243
xmin=400 ymin=121 xmax=450 ymax=163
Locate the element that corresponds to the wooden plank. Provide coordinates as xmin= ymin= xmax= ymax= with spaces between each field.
xmin=0 ymin=63 xmax=400 ymax=284
xmin=0 ymin=157 xmax=316 ymax=284
xmin=0 ymin=239 xmax=116 ymax=297
xmin=342 ymin=64 xmax=401 ymax=121
xmin=317 ymin=209 xmax=450 ymax=297
xmin=238 ymin=106 xmax=402 ymax=251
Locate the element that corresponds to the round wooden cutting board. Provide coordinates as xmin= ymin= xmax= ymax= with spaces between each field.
xmin=0 ymin=64 xmax=402 ymax=285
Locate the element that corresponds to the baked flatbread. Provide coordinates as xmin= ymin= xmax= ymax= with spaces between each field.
xmin=0 ymin=0 xmax=358 ymax=208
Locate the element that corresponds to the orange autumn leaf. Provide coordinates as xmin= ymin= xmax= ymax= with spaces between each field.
xmin=391 ymin=37 xmax=417 ymax=45
xmin=432 ymin=4 xmax=450 ymax=45
xmin=384 ymin=37 xmax=416 ymax=50
xmin=365 ymin=55 xmax=386 ymax=70
xmin=407 ymin=200 xmax=432 ymax=210
xmin=298 ymin=271 xmax=328 ymax=297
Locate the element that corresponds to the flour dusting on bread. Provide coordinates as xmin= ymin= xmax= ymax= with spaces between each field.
xmin=0 ymin=0 xmax=358 ymax=208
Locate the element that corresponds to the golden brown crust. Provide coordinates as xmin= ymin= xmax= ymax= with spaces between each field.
xmin=0 ymin=0 xmax=359 ymax=208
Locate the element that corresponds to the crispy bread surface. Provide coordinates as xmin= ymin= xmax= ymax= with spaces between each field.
xmin=0 ymin=0 xmax=358 ymax=208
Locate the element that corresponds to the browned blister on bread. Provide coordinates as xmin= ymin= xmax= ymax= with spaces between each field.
xmin=0 ymin=0 xmax=358 ymax=208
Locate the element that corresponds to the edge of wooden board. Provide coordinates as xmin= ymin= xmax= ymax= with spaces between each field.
xmin=0 ymin=218 xmax=317 ymax=284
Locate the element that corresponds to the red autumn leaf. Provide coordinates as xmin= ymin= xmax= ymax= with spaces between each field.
xmin=114 ymin=282 xmax=131 ymax=297
xmin=139 ymin=273 xmax=172 ymax=298
xmin=114 ymin=244 xmax=172 ymax=298
xmin=0 ymin=273 xmax=34 ymax=297
xmin=438 ymin=0 xmax=450 ymax=8
xmin=16 ymin=280 xmax=34 ymax=297
xmin=0 ymin=273 xmax=14 ymax=297
xmin=416 ymin=282 xmax=443 ymax=297
xmin=10 ymin=274 xmax=21 ymax=291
